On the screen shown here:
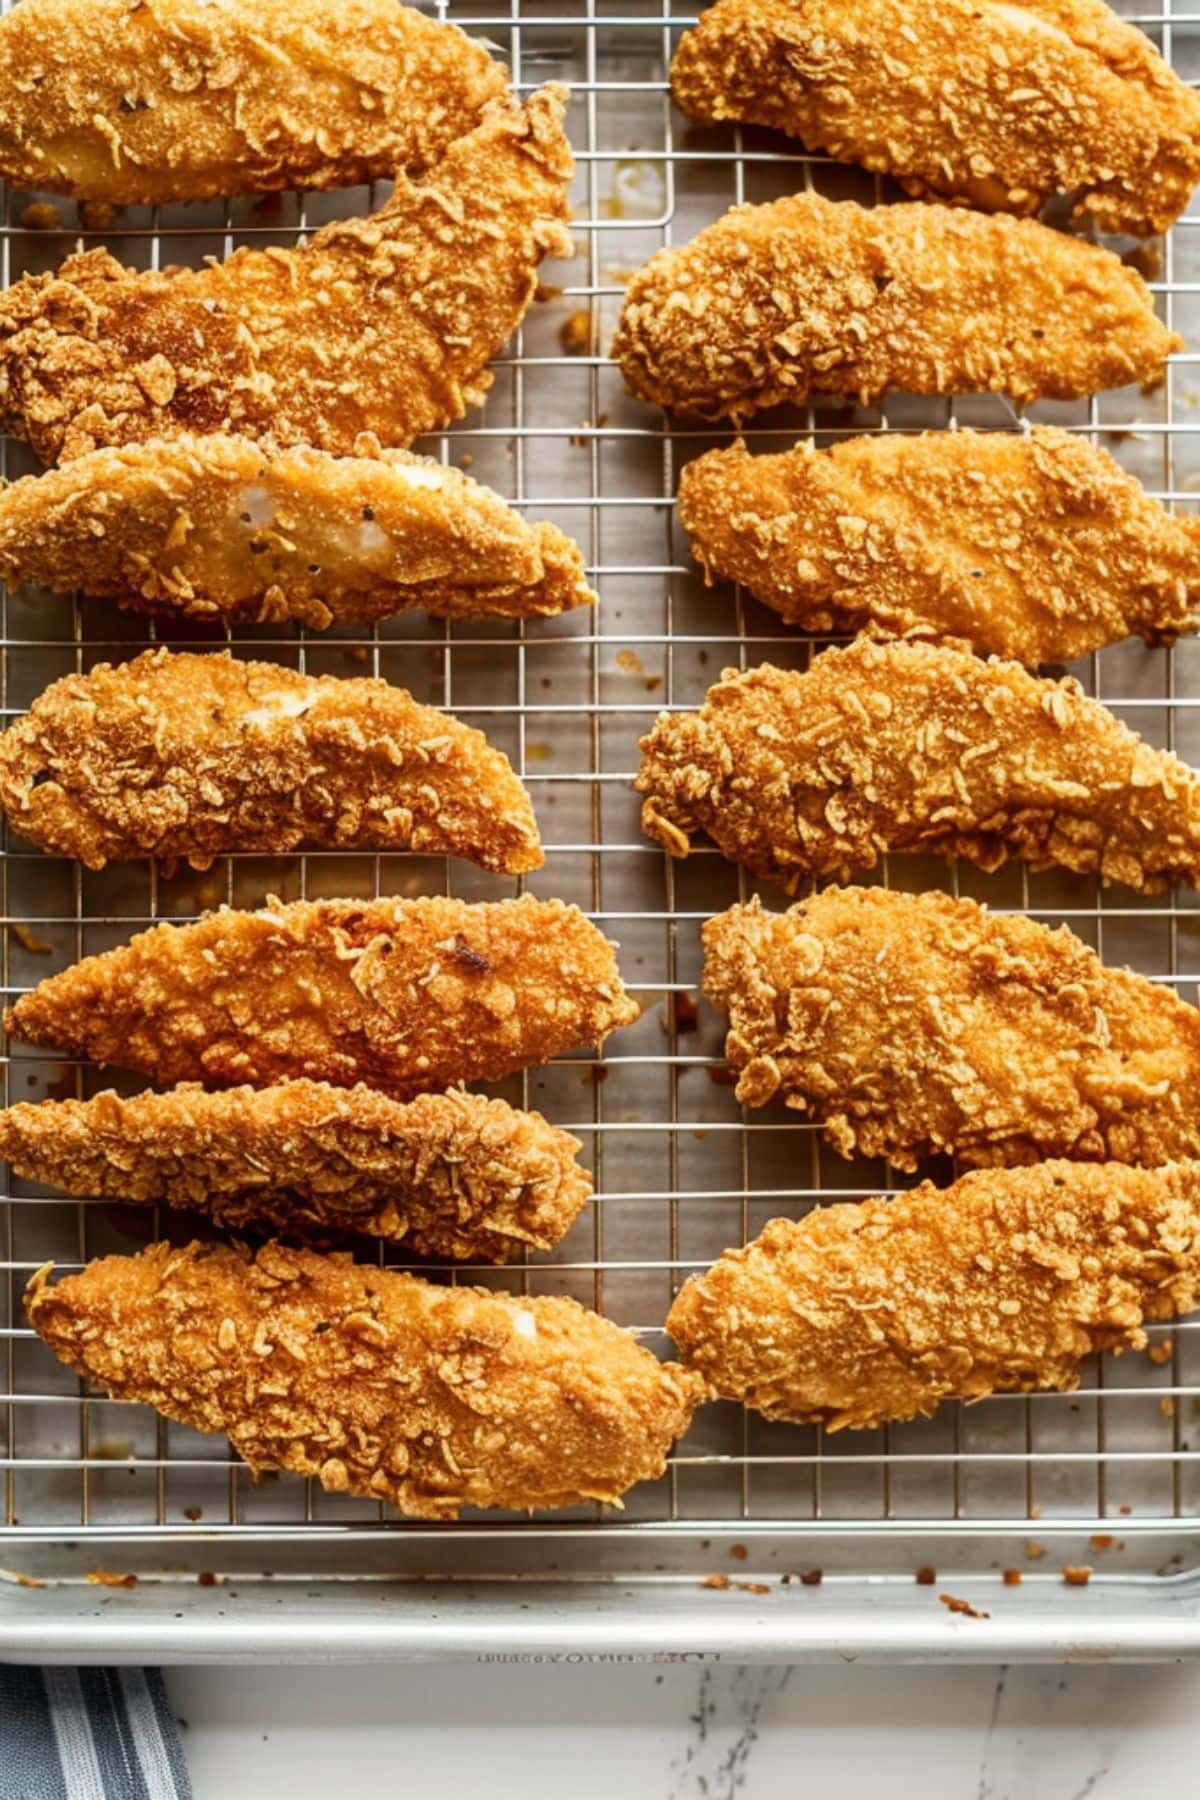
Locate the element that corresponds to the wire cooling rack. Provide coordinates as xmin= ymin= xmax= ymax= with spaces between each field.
xmin=3 ymin=0 xmax=1200 ymax=1618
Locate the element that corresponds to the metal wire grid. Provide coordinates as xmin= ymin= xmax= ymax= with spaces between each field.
xmin=0 ymin=0 xmax=1197 ymax=1572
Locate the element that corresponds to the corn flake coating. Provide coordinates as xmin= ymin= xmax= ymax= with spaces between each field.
xmin=667 ymin=1162 xmax=1200 ymax=1428
xmin=611 ymin=192 xmax=1179 ymax=421
xmin=27 ymin=1241 xmax=703 ymax=1516
xmin=670 ymin=0 xmax=1200 ymax=238
xmin=0 ymin=86 xmax=573 ymax=465
xmin=0 ymin=649 xmax=543 ymax=874
xmin=0 ymin=434 xmax=593 ymax=627
xmin=638 ymin=639 xmax=1200 ymax=895
xmin=704 ymin=887 xmax=1200 ymax=1170
xmin=6 ymin=894 xmax=641 ymax=1095
xmin=0 ymin=0 xmax=508 ymax=205
xmin=677 ymin=427 xmax=1200 ymax=666
xmin=0 ymin=1082 xmax=590 ymax=1263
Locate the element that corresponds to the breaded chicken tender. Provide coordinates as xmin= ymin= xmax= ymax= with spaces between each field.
xmin=0 ymin=649 xmax=542 ymax=875
xmin=670 ymin=0 xmax=1200 ymax=238
xmin=0 ymin=1082 xmax=590 ymax=1263
xmin=678 ymin=427 xmax=1200 ymax=665
xmin=0 ymin=0 xmax=507 ymax=205
xmin=27 ymin=1241 xmax=702 ymax=1516
xmin=0 ymin=87 xmax=573 ymax=466
xmin=703 ymin=887 xmax=1200 ymax=1170
xmin=0 ymin=435 xmax=592 ymax=627
xmin=6 ymin=894 xmax=640 ymax=1095
xmin=666 ymin=1162 xmax=1200 ymax=1428
xmin=611 ymin=192 xmax=1178 ymax=420
xmin=638 ymin=638 xmax=1200 ymax=894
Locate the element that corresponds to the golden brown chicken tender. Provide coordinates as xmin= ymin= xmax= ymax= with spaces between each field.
xmin=670 ymin=0 xmax=1200 ymax=238
xmin=0 ymin=1082 xmax=590 ymax=1263
xmin=27 ymin=1241 xmax=703 ymax=1516
xmin=0 ymin=434 xmax=592 ymax=627
xmin=0 ymin=0 xmax=507 ymax=205
xmin=638 ymin=638 xmax=1200 ymax=894
xmin=677 ymin=427 xmax=1200 ymax=665
xmin=6 ymin=894 xmax=641 ymax=1095
xmin=611 ymin=192 xmax=1179 ymax=420
xmin=667 ymin=1162 xmax=1200 ymax=1429
xmin=0 ymin=649 xmax=542 ymax=875
xmin=703 ymin=887 xmax=1200 ymax=1170
xmin=0 ymin=86 xmax=573 ymax=466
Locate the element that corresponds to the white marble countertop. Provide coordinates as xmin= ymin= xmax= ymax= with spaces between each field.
xmin=166 ymin=1661 xmax=1200 ymax=1798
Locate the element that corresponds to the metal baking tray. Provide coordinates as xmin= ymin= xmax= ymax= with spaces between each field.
xmin=3 ymin=0 xmax=1200 ymax=1663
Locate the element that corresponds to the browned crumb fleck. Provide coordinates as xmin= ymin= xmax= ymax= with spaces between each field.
xmin=78 ymin=200 xmax=117 ymax=232
xmin=738 ymin=1581 xmax=771 ymax=1596
xmin=703 ymin=1572 xmax=731 ymax=1590
xmin=586 ymin=1065 xmax=609 ymax=1086
xmin=1029 ymin=1504 xmax=1043 ymax=1520
xmin=9 ymin=923 xmax=51 ymax=955
xmin=1002 ymin=1570 xmax=1022 ymax=1587
xmin=644 ymin=674 xmax=663 ymax=693
xmin=559 ymin=310 xmax=595 ymax=356
xmin=616 ymin=649 xmax=645 ymax=675
xmin=525 ymin=742 xmax=553 ymax=763
xmin=667 ymin=993 xmax=700 ymax=1036
xmin=1026 ymin=1543 xmax=1045 ymax=1560
xmin=182 ymin=1506 xmax=204 ymax=1522
xmin=1062 ymin=1565 xmax=1093 ymax=1586
xmin=196 ymin=1571 xmax=218 ymax=1587
xmin=706 ymin=1065 xmax=738 ymax=1087
xmin=86 ymin=1569 xmax=137 ymax=1588
xmin=0 ymin=1567 xmax=45 ymax=1588
xmin=19 ymin=202 xmax=61 ymax=231
xmin=1161 ymin=1395 xmax=1176 ymax=1418
xmin=1090 ymin=1534 xmax=1115 ymax=1551
xmin=1148 ymin=1338 xmax=1175 ymax=1365
xmin=915 ymin=1565 xmax=937 ymax=1586
xmin=1124 ymin=245 xmax=1164 ymax=283
xmin=1120 ymin=1504 xmax=1133 ymax=1515
xmin=729 ymin=1542 xmax=748 ymax=1560
xmin=939 ymin=1593 xmax=989 ymax=1620
xmin=458 ymin=453 xmax=474 ymax=469
xmin=799 ymin=1568 xmax=823 ymax=1586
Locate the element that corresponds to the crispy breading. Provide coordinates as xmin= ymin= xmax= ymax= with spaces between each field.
xmin=0 ymin=1082 xmax=590 ymax=1263
xmin=0 ymin=87 xmax=573 ymax=466
xmin=611 ymin=192 xmax=1179 ymax=420
xmin=26 ymin=1241 xmax=703 ymax=1516
xmin=670 ymin=0 xmax=1200 ymax=238
xmin=703 ymin=887 xmax=1200 ymax=1170
xmin=638 ymin=639 xmax=1200 ymax=894
xmin=0 ymin=649 xmax=543 ymax=875
xmin=666 ymin=1162 xmax=1200 ymax=1428
xmin=677 ymin=427 xmax=1200 ymax=665
xmin=0 ymin=0 xmax=507 ymax=205
xmin=0 ymin=434 xmax=592 ymax=627
xmin=6 ymin=894 xmax=641 ymax=1095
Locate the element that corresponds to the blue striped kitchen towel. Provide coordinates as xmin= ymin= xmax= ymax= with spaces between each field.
xmin=0 ymin=1665 xmax=191 ymax=1799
